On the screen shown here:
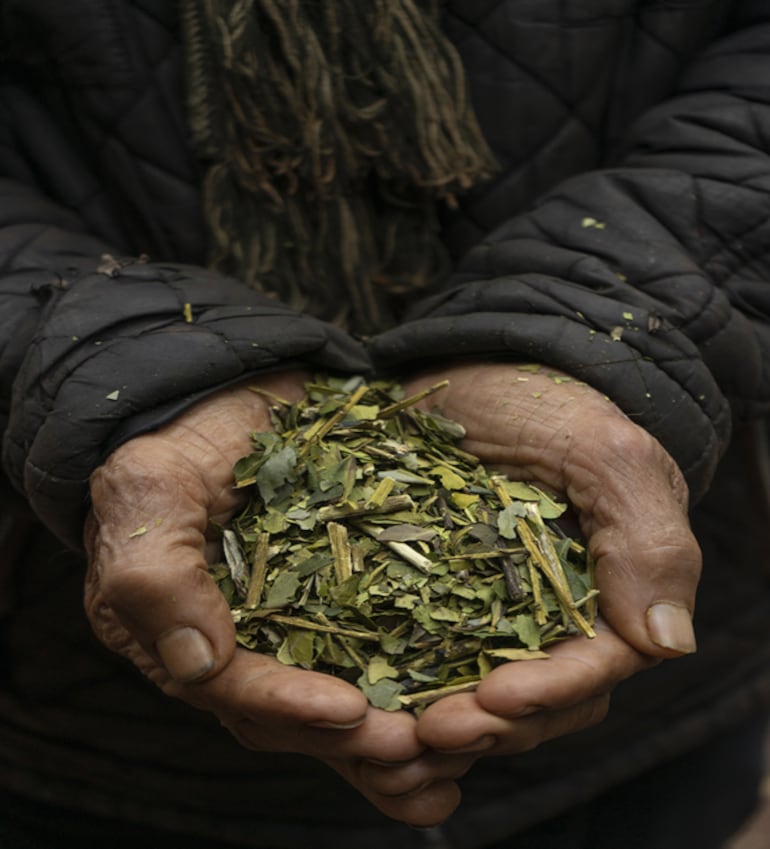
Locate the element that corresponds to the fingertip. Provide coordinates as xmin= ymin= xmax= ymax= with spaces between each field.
xmin=155 ymin=625 xmax=217 ymax=682
xmin=646 ymin=601 xmax=697 ymax=656
xmin=96 ymin=555 xmax=239 ymax=686
xmin=594 ymin=533 xmax=699 ymax=659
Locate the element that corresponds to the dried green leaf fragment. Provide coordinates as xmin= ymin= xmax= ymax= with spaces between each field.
xmin=210 ymin=376 xmax=596 ymax=712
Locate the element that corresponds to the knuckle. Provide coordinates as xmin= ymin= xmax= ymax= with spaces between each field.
xmin=82 ymin=576 xmax=156 ymax=676
xmin=666 ymin=460 xmax=690 ymax=511
xmin=92 ymin=457 xmax=182 ymax=513
xmin=587 ymin=416 xmax=659 ymax=470
xmin=97 ymin=562 xmax=159 ymax=609
xmin=101 ymin=559 xmax=214 ymax=612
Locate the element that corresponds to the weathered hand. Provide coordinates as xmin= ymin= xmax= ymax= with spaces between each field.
xmin=83 ymin=371 xmax=467 ymax=826
xmin=403 ymin=361 xmax=700 ymax=753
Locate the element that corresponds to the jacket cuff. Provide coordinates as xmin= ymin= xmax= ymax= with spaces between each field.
xmin=369 ymin=283 xmax=731 ymax=502
xmin=2 ymin=257 xmax=370 ymax=548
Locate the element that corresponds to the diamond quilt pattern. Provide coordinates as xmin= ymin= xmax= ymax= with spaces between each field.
xmin=1 ymin=5 xmax=770 ymax=844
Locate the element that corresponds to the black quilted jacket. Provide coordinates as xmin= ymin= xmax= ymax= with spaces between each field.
xmin=1 ymin=2 xmax=770 ymax=848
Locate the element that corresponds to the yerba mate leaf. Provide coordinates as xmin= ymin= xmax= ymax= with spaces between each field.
xmin=210 ymin=376 xmax=597 ymax=713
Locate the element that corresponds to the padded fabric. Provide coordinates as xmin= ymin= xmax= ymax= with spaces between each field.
xmin=1 ymin=3 xmax=770 ymax=847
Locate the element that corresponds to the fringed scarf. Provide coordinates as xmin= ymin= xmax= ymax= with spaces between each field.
xmin=181 ymin=0 xmax=497 ymax=334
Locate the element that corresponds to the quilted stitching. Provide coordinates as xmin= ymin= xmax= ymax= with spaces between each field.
xmin=444 ymin=1 xmax=730 ymax=249
xmin=1 ymin=4 xmax=770 ymax=846
xmin=23 ymin=0 xmax=204 ymax=260
xmin=0 ymin=0 xmax=765 ymax=526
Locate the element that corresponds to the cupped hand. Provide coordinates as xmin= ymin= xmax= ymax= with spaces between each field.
xmin=403 ymin=360 xmax=701 ymax=753
xmin=83 ymin=370 xmax=467 ymax=826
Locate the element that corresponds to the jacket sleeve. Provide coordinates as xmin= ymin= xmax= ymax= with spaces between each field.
xmin=370 ymin=15 xmax=770 ymax=502
xmin=0 ymin=177 xmax=370 ymax=549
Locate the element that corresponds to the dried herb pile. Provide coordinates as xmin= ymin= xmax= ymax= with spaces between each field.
xmin=210 ymin=376 xmax=597 ymax=711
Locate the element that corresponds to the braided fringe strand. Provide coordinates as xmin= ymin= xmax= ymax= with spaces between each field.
xmin=183 ymin=0 xmax=498 ymax=333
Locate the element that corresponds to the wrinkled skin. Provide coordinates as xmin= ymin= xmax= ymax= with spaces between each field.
xmin=84 ymin=362 xmax=701 ymax=827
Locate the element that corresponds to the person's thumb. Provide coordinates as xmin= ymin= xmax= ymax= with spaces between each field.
xmin=85 ymin=449 xmax=236 ymax=686
xmin=585 ymin=490 xmax=701 ymax=659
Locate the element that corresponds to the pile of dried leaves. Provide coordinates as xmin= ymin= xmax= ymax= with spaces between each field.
xmin=210 ymin=376 xmax=597 ymax=711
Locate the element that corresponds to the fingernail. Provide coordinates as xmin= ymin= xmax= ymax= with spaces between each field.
xmin=438 ymin=735 xmax=496 ymax=754
xmin=308 ymin=718 xmax=366 ymax=730
xmin=646 ymin=603 xmax=697 ymax=655
xmin=156 ymin=626 xmax=215 ymax=682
